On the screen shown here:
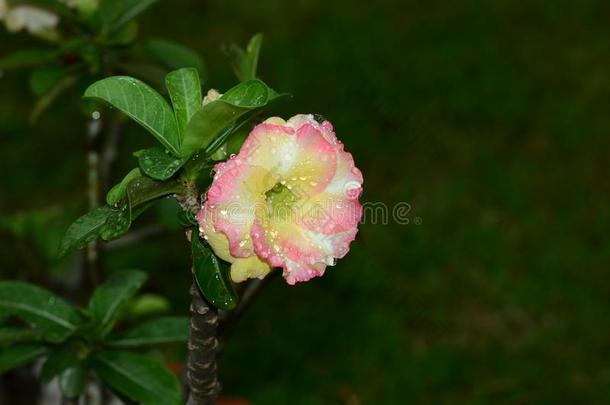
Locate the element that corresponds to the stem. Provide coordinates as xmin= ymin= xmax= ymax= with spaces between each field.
xmin=100 ymin=118 xmax=124 ymax=192
xmin=86 ymin=117 xmax=103 ymax=287
xmin=186 ymin=280 xmax=220 ymax=405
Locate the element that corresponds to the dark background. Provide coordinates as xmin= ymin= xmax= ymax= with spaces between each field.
xmin=1 ymin=0 xmax=609 ymax=403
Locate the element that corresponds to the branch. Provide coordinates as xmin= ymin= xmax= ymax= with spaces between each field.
xmin=185 ymin=280 xmax=220 ymax=405
xmin=86 ymin=117 xmax=103 ymax=287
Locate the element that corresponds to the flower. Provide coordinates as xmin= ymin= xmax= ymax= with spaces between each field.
xmin=0 ymin=0 xmax=59 ymax=35
xmin=196 ymin=114 xmax=363 ymax=285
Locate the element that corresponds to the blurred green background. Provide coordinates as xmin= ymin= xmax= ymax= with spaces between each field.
xmin=1 ymin=0 xmax=609 ymax=403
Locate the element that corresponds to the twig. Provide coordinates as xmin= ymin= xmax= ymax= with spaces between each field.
xmin=100 ymin=118 xmax=124 ymax=192
xmin=185 ymin=280 xmax=220 ymax=405
xmin=85 ymin=117 xmax=103 ymax=287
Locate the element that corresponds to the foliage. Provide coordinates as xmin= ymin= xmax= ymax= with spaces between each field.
xmin=59 ymin=38 xmax=283 ymax=309
xmin=0 ymin=0 xmax=203 ymax=122
xmin=0 ymin=272 xmax=187 ymax=403
xmin=1 ymin=25 xmax=280 ymax=402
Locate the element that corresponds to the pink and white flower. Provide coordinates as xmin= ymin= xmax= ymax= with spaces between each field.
xmin=196 ymin=114 xmax=363 ymax=285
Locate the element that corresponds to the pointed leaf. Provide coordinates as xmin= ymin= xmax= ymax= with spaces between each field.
xmin=106 ymin=168 xmax=142 ymax=206
xmin=107 ymin=316 xmax=189 ymax=348
xmin=0 ymin=282 xmax=80 ymax=343
xmin=0 ymin=344 xmax=47 ymax=374
xmin=92 ymin=350 xmax=181 ymax=405
xmin=192 ymin=232 xmax=237 ymax=310
xmin=99 ymin=205 xmax=131 ymax=241
xmin=126 ymin=177 xmax=183 ymax=207
xmin=136 ymin=147 xmax=185 ymax=180
xmin=165 ymin=68 xmax=202 ymax=135
xmin=180 ymin=79 xmax=282 ymax=158
xmin=88 ymin=270 xmax=147 ymax=337
xmin=84 ymin=76 xmax=181 ymax=155
xmin=58 ymin=206 xmax=113 ymax=258
xmin=226 ymin=33 xmax=264 ymax=82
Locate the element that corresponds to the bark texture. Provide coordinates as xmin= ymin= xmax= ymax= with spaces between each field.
xmin=186 ymin=280 xmax=220 ymax=405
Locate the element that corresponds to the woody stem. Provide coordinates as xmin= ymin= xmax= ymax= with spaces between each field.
xmin=185 ymin=279 xmax=220 ymax=405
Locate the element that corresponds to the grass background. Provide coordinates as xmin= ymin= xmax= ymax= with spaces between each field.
xmin=1 ymin=0 xmax=609 ymax=403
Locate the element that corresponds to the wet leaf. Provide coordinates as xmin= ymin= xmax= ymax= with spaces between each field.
xmin=192 ymin=232 xmax=237 ymax=310
xmin=136 ymin=147 xmax=185 ymax=180
xmin=84 ymin=76 xmax=181 ymax=156
xmin=165 ymin=68 xmax=202 ymax=135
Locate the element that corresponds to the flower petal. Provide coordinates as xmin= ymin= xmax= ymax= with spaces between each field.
xmin=207 ymin=161 xmax=274 ymax=257
xmin=238 ymin=123 xmax=297 ymax=175
xmin=230 ymin=256 xmax=272 ymax=283
xmin=281 ymin=122 xmax=338 ymax=199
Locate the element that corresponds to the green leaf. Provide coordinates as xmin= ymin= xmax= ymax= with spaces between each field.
xmin=88 ymin=270 xmax=147 ymax=337
xmin=98 ymin=0 xmax=158 ymax=34
xmin=63 ymin=179 xmax=183 ymax=256
xmin=226 ymin=33 xmax=264 ymax=82
xmin=29 ymin=67 xmax=66 ymax=96
xmin=41 ymin=347 xmax=79 ymax=382
xmin=192 ymin=232 xmax=237 ymax=310
xmin=58 ymin=206 xmax=113 ymax=258
xmin=0 ymin=49 xmax=57 ymax=70
xmin=165 ymin=68 xmax=202 ymax=135
xmin=123 ymin=294 xmax=170 ymax=320
xmin=59 ymin=363 xmax=88 ymax=399
xmin=0 ymin=344 xmax=47 ymax=374
xmin=0 ymin=282 xmax=80 ymax=343
xmin=104 ymin=177 xmax=184 ymax=240
xmin=99 ymin=205 xmax=131 ymax=241
xmin=83 ymin=76 xmax=181 ymax=156
xmin=107 ymin=316 xmax=189 ymax=348
xmin=126 ymin=177 xmax=183 ymax=207
xmin=0 ymin=326 xmax=41 ymax=344
xmin=106 ymin=168 xmax=142 ymax=206
xmin=145 ymin=39 xmax=205 ymax=77
xmin=221 ymin=79 xmax=270 ymax=106
xmin=136 ymin=147 xmax=185 ymax=180
xmin=180 ymin=79 xmax=280 ymax=158
xmin=92 ymin=350 xmax=181 ymax=405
